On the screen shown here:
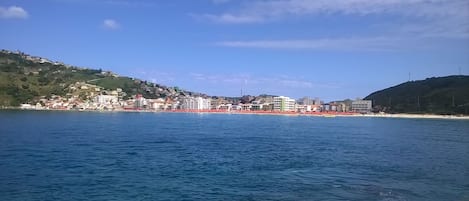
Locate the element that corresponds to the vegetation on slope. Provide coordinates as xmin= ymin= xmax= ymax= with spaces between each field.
xmin=365 ymin=76 xmax=469 ymax=115
xmin=0 ymin=51 xmax=198 ymax=106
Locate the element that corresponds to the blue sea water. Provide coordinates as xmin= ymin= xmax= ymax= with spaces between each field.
xmin=0 ymin=111 xmax=468 ymax=201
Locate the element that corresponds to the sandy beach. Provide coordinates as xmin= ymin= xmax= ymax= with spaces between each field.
xmin=350 ymin=113 xmax=469 ymax=120
xmin=2 ymin=107 xmax=469 ymax=120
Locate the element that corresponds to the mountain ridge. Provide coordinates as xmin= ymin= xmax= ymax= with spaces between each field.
xmin=364 ymin=75 xmax=469 ymax=115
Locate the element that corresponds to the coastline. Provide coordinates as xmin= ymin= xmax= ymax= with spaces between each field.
xmin=2 ymin=107 xmax=469 ymax=120
xmin=351 ymin=113 xmax=469 ymax=120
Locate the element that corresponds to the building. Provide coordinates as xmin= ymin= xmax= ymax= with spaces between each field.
xmin=211 ymin=97 xmax=230 ymax=110
xmin=351 ymin=100 xmax=372 ymax=113
xmin=262 ymin=103 xmax=274 ymax=111
xmin=134 ymin=94 xmax=147 ymax=109
xmin=217 ymin=104 xmax=232 ymax=111
xmin=313 ymin=97 xmax=322 ymax=105
xmin=94 ymin=95 xmax=118 ymax=105
xmin=295 ymin=104 xmax=311 ymax=113
xmin=241 ymin=104 xmax=252 ymax=111
xmin=180 ymin=97 xmax=211 ymax=110
xmin=322 ymin=103 xmax=330 ymax=111
xmin=149 ymin=98 xmax=166 ymax=110
xmin=297 ymin=97 xmax=315 ymax=105
xmin=336 ymin=103 xmax=348 ymax=112
xmin=311 ymin=105 xmax=321 ymax=112
xmin=330 ymin=104 xmax=337 ymax=111
xmin=273 ymin=96 xmax=296 ymax=112
xmin=251 ymin=101 xmax=263 ymax=111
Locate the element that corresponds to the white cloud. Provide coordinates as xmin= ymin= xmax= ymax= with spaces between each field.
xmin=54 ymin=0 xmax=155 ymax=7
xmin=203 ymin=0 xmax=467 ymax=23
xmin=190 ymin=73 xmax=337 ymax=89
xmin=216 ymin=37 xmax=407 ymax=51
xmin=103 ymin=19 xmax=120 ymax=30
xmin=199 ymin=14 xmax=263 ymax=24
xmin=0 ymin=6 xmax=28 ymax=19
xmin=200 ymin=0 xmax=469 ymax=39
xmin=190 ymin=73 xmax=251 ymax=83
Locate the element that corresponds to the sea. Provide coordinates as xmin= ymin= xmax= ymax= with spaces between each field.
xmin=0 ymin=110 xmax=468 ymax=201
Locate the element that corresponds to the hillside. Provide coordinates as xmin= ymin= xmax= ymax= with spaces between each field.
xmin=0 ymin=50 xmax=202 ymax=106
xmin=365 ymin=76 xmax=469 ymax=115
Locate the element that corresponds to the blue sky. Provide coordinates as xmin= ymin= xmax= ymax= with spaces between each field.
xmin=1 ymin=0 xmax=468 ymax=101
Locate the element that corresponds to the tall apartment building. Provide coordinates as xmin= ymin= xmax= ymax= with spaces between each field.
xmin=180 ymin=97 xmax=211 ymax=110
xmin=273 ymin=96 xmax=296 ymax=112
xmin=351 ymin=100 xmax=372 ymax=113
xmin=134 ymin=94 xmax=147 ymax=109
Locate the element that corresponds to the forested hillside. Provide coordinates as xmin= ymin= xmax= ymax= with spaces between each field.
xmin=365 ymin=76 xmax=469 ymax=115
xmin=0 ymin=51 xmax=198 ymax=106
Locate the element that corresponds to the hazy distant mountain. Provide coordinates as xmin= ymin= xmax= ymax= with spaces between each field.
xmin=365 ymin=76 xmax=469 ymax=115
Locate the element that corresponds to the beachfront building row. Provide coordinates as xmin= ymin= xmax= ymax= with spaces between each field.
xmin=19 ymin=91 xmax=373 ymax=113
xmin=93 ymin=95 xmax=213 ymax=111
xmin=145 ymin=96 xmax=366 ymax=113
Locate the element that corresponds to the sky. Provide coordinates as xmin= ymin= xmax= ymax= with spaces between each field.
xmin=1 ymin=0 xmax=468 ymax=101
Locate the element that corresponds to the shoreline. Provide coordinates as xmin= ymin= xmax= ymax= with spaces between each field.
xmin=352 ymin=113 xmax=469 ymax=120
xmin=1 ymin=107 xmax=469 ymax=120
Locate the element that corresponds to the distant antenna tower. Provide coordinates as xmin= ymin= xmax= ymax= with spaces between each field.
xmin=408 ymin=72 xmax=411 ymax=82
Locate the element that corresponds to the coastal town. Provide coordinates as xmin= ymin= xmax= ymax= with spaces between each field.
xmin=1 ymin=49 xmax=376 ymax=115
xmin=4 ymin=49 xmax=468 ymax=119
xmin=17 ymin=82 xmax=372 ymax=114
xmin=2 ymin=1 xmax=468 ymax=201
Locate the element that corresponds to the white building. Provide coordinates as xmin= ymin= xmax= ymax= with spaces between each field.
xmin=149 ymin=98 xmax=166 ymax=110
xmin=251 ymin=101 xmax=263 ymax=111
xmin=217 ymin=104 xmax=232 ymax=111
xmin=273 ymin=96 xmax=296 ymax=112
xmin=134 ymin=94 xmax=147 ymax=109
xmin=351 ymin=100 xmax=372 ymax=113
xmin=180 ymin=97 xmax=211 ymax=110
xmin=94 ymin=95 xmax=118 ymax=105
xmin=302 ymin=105 xmax=312 ymax=112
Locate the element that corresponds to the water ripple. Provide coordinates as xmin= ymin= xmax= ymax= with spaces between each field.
xmin=0 ymin=111 xmax=468 ymax=200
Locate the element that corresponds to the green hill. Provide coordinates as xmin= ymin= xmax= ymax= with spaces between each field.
xmin=0 ymin=50 xmax=198 ymax=106
xmin=365 ymin=76 xmax=469 ymax=115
